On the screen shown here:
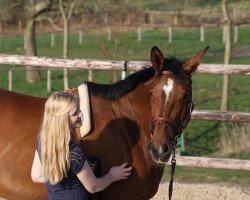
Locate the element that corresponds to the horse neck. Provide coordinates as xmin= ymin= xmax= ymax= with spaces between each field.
xmin=87 ymin=78 xmax=155 ymax=161
xmin=88 ymin=75 xmax=156 ymax=137
xmin=110 ymin=77 xmax=156 ymax=134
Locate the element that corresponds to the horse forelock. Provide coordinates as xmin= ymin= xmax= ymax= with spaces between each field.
xmin=163 ymin=57 xmax=185 ymax=77
xmin=87 ymin=67 xmax=155 ymax=100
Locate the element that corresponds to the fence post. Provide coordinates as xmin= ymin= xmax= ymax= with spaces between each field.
xmin=234 ymin=26 xmax=238 ymax=43
xmin=51 ymin=33 xmax=55 ymax=47
xmin=108 ymin=26 xmax=111 ymax=41
xmin=63 ymin=68 xmax=69 ymax=90
xmin=179 ymin=131 xmax=185 ymax=155
xmin=8 ymin=69 xmax=12 ymax=91
xmin=18 ymin=20 xmax=22 ymax=33
xmin=47 ymin=69 xmax=51 ymax=92
xmin=200 ymin=25 xmax=204 ymax=42
xmin=137 ymin=26 xmax=141 ymax=42
xmin=88 ymin=70 xmax=93 ymax=81
xmin=121 ymin=62 xmax=127 ymax=80
xmin=79 ymin=30 xmax=83 ymax=45
xmin=24 ymin=36 xmax=26 ymax=50
xmin=168 ymin=26 xmax=172 ymax=43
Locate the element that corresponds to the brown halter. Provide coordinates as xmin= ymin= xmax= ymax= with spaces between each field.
xmin=149 ymin=73 xmax=194 ymax=200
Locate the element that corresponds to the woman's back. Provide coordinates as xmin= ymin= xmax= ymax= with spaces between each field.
xmin=37 ymin=137 xmax=89 ymax=200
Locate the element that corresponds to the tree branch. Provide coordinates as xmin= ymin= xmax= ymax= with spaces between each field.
xmin=33 ymin=1 xmax=52 ymax=17
xmin=10 ymin=2 xmax=22 ymax=9
xmin=221 ymin=0 xmax=230 ymax=23
xmin=67 ymin=0 xmax=77 ymax=21
xmin=35 ymin=16 xmax=62 ymax=31
xmin=59 ymin=0 xmax=67 ymax=22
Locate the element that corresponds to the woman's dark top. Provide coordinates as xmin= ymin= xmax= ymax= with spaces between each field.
xmin=36 ymin=137 xmax=89 ymax=200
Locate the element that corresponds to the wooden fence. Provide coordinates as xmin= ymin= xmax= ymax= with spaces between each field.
xmin=1 ymin=54 xmax=250 ymax=74
xmin=0 ymin=54 xmax=250 ymax=91
xmin=0 ymin=54 xmax=250 ymax=170
xmin=0 ymin=25 xmax=245 ymax=46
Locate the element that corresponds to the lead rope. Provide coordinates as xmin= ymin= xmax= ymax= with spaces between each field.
xmin=168 ymin=148 xmax=176 ymax=200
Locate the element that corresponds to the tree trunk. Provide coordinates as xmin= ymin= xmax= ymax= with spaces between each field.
xmin=23 ymin=0 xmax=52 ymax=83
xmin=24 ymin=19 xmax=40 ymax=83
xmin=63 ymin=21 xmax=69 ymax=90
xmin=221 ymin=0 xmax=231 ymax=111
xmin=59 ymin=0 xmax=77 ymax=90
xmin=63 ymin=13 xmax=69 ymax=90
xmin=63 ymin=21 xmax=69 ymax=58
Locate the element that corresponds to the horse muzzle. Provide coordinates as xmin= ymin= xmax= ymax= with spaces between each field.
xmin=147 ymin=141 xmax=172 ymax=163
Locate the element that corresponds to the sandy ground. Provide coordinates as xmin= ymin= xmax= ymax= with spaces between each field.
xmin=151 ymin=182 xmax=250 ymax=200
xmin=1 ymin=182 xmax=250 ymax=200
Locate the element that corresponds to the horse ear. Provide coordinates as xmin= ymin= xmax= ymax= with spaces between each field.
xmin=183 ymin=46 xmax=209 ymax=73
xmin=151 ymin=46 xmax=165 ymax=73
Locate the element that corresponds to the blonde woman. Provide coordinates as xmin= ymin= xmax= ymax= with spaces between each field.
xmin=31 ymin=92 xmax=132 ymax=200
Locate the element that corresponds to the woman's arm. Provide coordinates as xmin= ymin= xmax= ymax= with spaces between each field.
xmin=77 ymin=161 xmax=132 ymax=193
xmin=31 ymin=150 xmax=46 ymax=183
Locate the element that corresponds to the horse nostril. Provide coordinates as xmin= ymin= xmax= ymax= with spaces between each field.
xmin=163 ymin=144 xmax=168 ymax=152
xmin=147 ymin=142 xmax=152 ymax=151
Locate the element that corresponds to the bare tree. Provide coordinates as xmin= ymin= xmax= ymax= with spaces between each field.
xmin=221 ymin=0 xmax=231 ymax=111
xmin=24 ymin=0 xmax=54 ymax=83
xmin=58 ymin=0 xmax=77 ymax=58
xmin=0 ymin=0 xmax=56 ymax=83
xmin=57 ymin=0 xmax=77 ymax=90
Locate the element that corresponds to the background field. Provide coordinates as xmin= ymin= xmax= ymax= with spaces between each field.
xmin=0 ymin=25 xmax=250 ymax=186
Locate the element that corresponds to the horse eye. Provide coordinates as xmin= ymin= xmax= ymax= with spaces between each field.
xmin=183 ymin=92 xmax=190 ymax=100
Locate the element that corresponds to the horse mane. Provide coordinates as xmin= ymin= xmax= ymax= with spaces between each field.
xmin=87 ymin=67 xmax=155 ymax=100
xmin=87 ymin=57 xmax=184 ymax=100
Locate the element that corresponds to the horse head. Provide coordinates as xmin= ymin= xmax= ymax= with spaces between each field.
xmin=147 ymin=46 xmax=208 ymax=163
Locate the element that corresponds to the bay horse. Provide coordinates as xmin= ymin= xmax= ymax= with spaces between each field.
xmin=0 ymin=46 xmax=208 ymax=200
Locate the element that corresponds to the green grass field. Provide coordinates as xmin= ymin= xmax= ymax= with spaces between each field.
xmin=163 ymin=165 xmax=250 ymax=188
xmin=0 ymin=26 xmax=250 ymax=185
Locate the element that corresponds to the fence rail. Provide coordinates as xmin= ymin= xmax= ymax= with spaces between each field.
xmin=192 ymin=110 xmax=250 ymax=123
xmin=1 ymin=54 xmax=250 ymax=75
xmin=0 ymin=54 xmax=249 ymax=171
xmin=167 ymin=156 xmax=250 ymax=171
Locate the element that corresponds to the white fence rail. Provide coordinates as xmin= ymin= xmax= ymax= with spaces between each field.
xmin=0 ymin=54 xmax=250 ymax=74
xmin=167 ymin=156 xmax=250 ymax=171
xmin=1 ymin=54 xmax=250 ymax=92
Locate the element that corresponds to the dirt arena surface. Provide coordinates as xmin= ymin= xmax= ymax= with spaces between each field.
xmin=1 ymin=182 xmax=249 ymax=200
xmin=151 ymin=182 xmax=250 ymax=200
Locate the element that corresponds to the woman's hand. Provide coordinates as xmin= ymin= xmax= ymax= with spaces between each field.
xmin=108 ymin=162 xmax=132 ymax=181
xmin=77 ymin=161 xmax=132 ymax=193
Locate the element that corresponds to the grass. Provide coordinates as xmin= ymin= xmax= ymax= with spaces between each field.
xmin=163 ymin=165 xmax=250 ymax=188
xmin=218 ymin=124 xmax=250 ymax=158
xmin=128 ymin=0 xmax=249 ymax=12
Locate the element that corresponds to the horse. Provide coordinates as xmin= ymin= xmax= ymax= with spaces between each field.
xmin=0 ymin=46 xmax=208 ymax=200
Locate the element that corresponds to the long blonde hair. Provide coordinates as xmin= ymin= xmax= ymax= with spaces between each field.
xmin=40 ymin=92 xmax=77 ymax=185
